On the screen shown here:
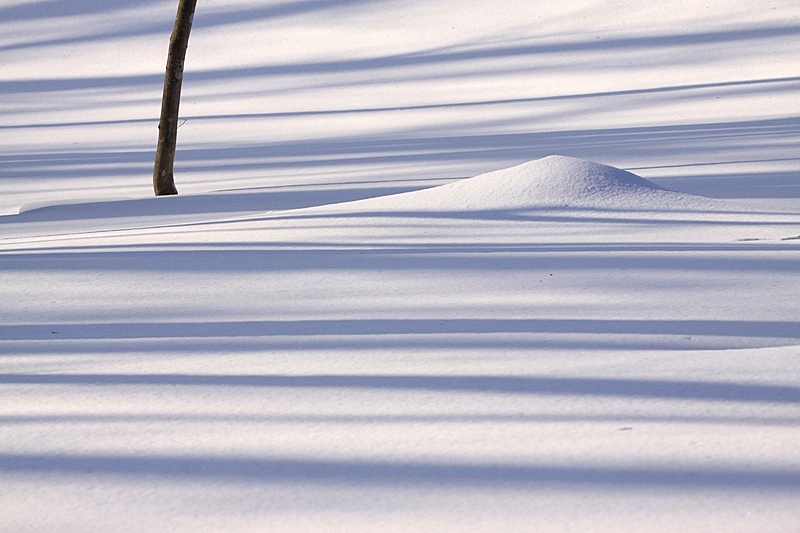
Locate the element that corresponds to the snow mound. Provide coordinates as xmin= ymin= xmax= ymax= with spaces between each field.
xmin=362 ymin=155 xmax=712 ymax=212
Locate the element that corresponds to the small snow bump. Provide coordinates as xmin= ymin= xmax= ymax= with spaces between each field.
xmin=348 ymin=155 xmax=714 ymax=212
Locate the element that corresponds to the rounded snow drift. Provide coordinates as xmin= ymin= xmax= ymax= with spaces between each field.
xmin=365 ymin=155 xmax=710 ymax=212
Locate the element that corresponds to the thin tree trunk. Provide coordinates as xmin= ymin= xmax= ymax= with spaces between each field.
xmin=153 ymin=0 xmax=198 ymax=196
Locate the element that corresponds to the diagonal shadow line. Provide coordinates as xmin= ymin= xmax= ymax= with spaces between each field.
xmin=1 ymin=319 xmax=798 ymax=341
xmin=1 ymin=374 xmax=798 ymax=404
xmin=0 ymin=331 xmax=786 ymax=355
xmin=0 ymin=0 xmax=161 ymax=21
xmin=2 ymin=250 xmax=799 ymax=274
xmin=170 ymin=118 xmax=796 ymax=162
xmin=3 ymin=23 xmax=799 ymax=92
xmin=0 ymin=0 xmax=375 ymax=22
xmin=137 ymin=24 xmax=800 ymax=80
xmin=0 ymin=73 xmax=162 ymax=94
xmin=2 ymin=118 xmax=795 ymax=178
xmin=4 ymin=118 xmax=794 ymax=190
xmin=262 ymin=76 xmax=799 ymax=116
xmin=0 ymin=0 xmax=386 ymax=53
xmin=3 ymin=76 xmax=796 ymax=125
xmin=0 ymin=453 xmax=798 ymax=489
xmin=3 ymin=1 xmax=796 ymax=56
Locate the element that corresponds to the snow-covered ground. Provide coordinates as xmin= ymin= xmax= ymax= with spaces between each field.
xmin=1 ymin=1 xmax=799 ymax=531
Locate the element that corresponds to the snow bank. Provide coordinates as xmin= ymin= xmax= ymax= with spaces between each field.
xmin=356 ymin=156 xmax=714 ymax=212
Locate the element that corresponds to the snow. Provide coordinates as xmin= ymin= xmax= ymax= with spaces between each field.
xmin=345 ymin=155 xmax=709 ymax=211
xmin=1 ymin=0 xmax=800 ymax=531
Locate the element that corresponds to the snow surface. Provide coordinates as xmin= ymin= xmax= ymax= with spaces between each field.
xmin=341 ymin=155 xmax=713 ymax=211
xmin=1 ymin=0 xmax=800 ymax=531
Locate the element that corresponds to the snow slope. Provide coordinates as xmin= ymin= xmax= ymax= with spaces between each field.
xmin=3 ymin=155 xmax=800 ymax=532
xmin=1 ymin=1 xmax=800 ymax=531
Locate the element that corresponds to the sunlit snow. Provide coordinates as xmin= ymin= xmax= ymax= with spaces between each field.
xmin=1 ymin=1 xmax=799 ymax=531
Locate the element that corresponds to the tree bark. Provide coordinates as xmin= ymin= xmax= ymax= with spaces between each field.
xmin=153 ymin=0 xmax=198 ymax=196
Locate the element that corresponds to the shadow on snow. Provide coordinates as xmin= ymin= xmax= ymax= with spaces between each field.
xmin=1 ymin=452 xmax=799 ymax=490
xmin=2 ymin=372 xmax=800 ymax=404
